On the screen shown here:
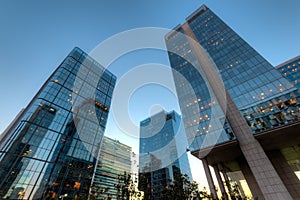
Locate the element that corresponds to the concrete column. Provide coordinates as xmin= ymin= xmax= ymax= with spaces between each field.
xmin=239 ymin=157 xmax=264 ymax=200
xmin=182 ymin=23 xmax=293 ymax=200
xmin=213 ymin=164 xmax=228 ymax=200
xmin=202 ymin=158 xmax=217 ymax=199
xmin=220 ymin=167 xmax=235 ymax=200
xmin=235 ymin=180 xmax=246 ymax=198
xmin=267 ymin=150 xmax=300 ymax=200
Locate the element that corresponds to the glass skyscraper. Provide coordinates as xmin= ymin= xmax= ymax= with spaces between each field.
xmin=276 ymin=55 xmax=300 ymax=89
xmin=139 ymin=110 xmax=192 ymax=200
xmin=165 ymin=5 xmax=300 ymax=151
xmin=0 ymin=47 xmax=116 ymax=199
xmin=165 ymin=4 xmax=300 ymax=200
xmin=91 ymin=136 xmax=132 ymax=200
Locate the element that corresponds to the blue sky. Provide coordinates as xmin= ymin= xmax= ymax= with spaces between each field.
xmin=0 ymin=0 xmax=300 ymax=186
xmin=1 ymin=0 xmax=300 ymax=135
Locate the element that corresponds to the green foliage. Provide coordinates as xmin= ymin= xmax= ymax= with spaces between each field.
xmin=115 ymin=172 xmax=142 ymax=200
xmin=92 ymin=171 xmax=214 ymax=200
xmin=161 ymin=173 xmax=212 ymax=200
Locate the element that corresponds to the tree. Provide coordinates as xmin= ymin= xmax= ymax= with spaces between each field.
xmin=161 ymin=173 xmax=212 ymax=200
xmin=115 ymin=172 xmax=142 ymax=200
xmin=106 ymin=172 xmax=212 ymax=200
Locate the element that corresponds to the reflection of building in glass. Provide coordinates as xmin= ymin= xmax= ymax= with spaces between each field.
xmin=0 ymin=47 xmax=116 ymax=199
xmin=166 ymin=5 xmax=300 ymax=199
xmin=276 ymin=55 xmax=300 ymax=89
xmin=0 ymin=104 xmax=56 ymax=199
xmin=0 ymin=108 xmax=25 ymax=150
xmin=138 ymin=110 xmax=192 ymax=200
xmin=91 ymin=136 xmax=132 ymax=200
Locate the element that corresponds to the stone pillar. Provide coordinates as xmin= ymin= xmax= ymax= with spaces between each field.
xmin=182 ymin=23 xmax=293 ymax=200
xmin=267 ymin=150 xmax=300 ymax=200
xmin=235 ymin=179 xmax=246 ymax=198
xmin=213 ymin=164 xmax=228 ymax=200
xmin=220 ymin=166 xmax=236 ymax=200
xmin=202 ymin=158 xmax=217 ymax=199
xmin=239 ymin=157 xmax=264 ymax=200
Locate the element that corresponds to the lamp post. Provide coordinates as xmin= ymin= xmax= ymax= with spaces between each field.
xmin=59 ymin=193 xmax=68 ymax=200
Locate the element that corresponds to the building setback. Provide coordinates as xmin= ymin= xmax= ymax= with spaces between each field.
xmin=276 ymin=55 xmax=300 ymax=89
xmin=139 ymin=110 xmax=192 ymax=200
xmin=165 ymin=5 xmax=300 ymax=200
xmin=91 ymin=136 xmax=132 ymax=200
xmin=0 ymin=47 xmax=116 ymax=199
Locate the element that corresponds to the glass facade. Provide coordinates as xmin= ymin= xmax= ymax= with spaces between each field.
xmin=276 ymin=55 xmax=300 ymax=89
xmin=138 ymin=110 xmax=192 ymax=200
xmin=0 ymin=47 xmax=116 ymax=199
xmin=91 ymin=136 xmax=132 ymax=200
xmin=166 ymin=27 xmax=235 ymax=150
xmin=281 ymin=146 xmax=300 ymax=181
xmin=165 ymin=5 xmax=300 ymax=151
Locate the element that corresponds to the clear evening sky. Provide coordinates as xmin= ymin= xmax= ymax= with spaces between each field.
xmin=0 ymin=0 xmax=299 ymax=187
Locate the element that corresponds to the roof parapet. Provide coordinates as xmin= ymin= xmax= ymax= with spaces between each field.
xmin=275 ymin=55 xmax=300 ymax=69
xmin=186 ymin=4 xmax=209 ymax=22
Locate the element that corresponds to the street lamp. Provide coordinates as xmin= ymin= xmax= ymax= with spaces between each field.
xmin=59 ymin=193 xmax=68 ymax=200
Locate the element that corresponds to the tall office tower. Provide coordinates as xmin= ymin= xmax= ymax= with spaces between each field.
xmin=0 ymin=47 xmax=116 ymax=199
xmin=276 ymin=55 xmax=300 ymax=89
xmin=165 ymin=5 xmax=300 ymax=200
xmin=138 ymin=110 xmax=192 ymax=200
xmin=91 ymin=136 xmax=132 ymax=200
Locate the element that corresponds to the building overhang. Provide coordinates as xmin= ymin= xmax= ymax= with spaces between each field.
xmin=255 ymin=120 xmax=300 ymax=150
xmin=191 ymin=139 xmax=241 ymax=166
xmin=191 ymin=121 xmax=300 ymax=165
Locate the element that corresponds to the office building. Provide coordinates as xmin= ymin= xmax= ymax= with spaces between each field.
xmin=276 ymin=55 xmax=300 ymax=89
xmin=0 ymin=47 xmax=116 ymax=199
xmin=166 ymin=5 xmax=300 ymax=200
xmin=91 ymin=136 xmax=132 ymax=200
xmin=139 ymin=110 xmax=192 ymax=200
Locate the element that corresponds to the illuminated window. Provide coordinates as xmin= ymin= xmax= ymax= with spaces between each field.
xmin=74 ymin=182 xmax=81 ymax=189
